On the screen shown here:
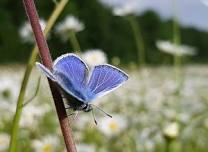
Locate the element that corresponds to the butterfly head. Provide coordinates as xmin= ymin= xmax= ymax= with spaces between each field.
xmin=81 ymin=104 xmax=93 ymax=112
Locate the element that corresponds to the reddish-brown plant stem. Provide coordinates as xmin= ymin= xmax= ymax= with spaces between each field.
xmin=23 ymin=0 xmax=76 ymax=151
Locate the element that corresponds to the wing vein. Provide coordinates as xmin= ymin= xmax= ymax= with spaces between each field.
xmin=93 ymin=69 xmax=101 ymax=91
xmin=92 ymin=70 xmax=115 ymax=93
xmin=94 ymin=74 xmax=119 ymax=93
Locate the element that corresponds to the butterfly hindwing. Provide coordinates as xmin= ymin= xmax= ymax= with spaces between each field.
xmin=86 ymin=64 xmax=128 ymax=101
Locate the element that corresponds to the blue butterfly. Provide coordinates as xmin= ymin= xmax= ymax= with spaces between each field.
xmin=36 ymin=53 xmax=128 ymax=115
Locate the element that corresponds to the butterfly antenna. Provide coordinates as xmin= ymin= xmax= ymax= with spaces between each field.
xmin=91 ymin=104 xmax=112 ymax=118
xmin=91 ymin=109 xmax=97 ymax=125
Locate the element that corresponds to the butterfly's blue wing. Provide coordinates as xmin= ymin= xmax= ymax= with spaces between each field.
xmin=52 ymin=53 xmax=89 ymax=101
xmin=36 ymin=62 xmax=56 ymax=81
xmin=37 ymin=54 xmax=128 ymax=103
xmin=86 ymin=64 xmax=128 ymax=101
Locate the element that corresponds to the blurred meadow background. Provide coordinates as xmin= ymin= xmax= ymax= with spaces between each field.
xmin=1 ymin=0 xmax=208 ymax=151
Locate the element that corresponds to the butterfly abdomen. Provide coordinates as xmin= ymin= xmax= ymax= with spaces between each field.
xmin=60 ymin=88 xmax=84 ymax=110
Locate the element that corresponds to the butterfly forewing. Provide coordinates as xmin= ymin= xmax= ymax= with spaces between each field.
xmin=52 ymin=54 xmax=89 ymax=101
xmin=53 ymin=54 xmax=88 ymax=86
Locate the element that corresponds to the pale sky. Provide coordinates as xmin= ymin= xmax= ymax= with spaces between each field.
xmin=100 ymin=0 xmax=208 ymax=31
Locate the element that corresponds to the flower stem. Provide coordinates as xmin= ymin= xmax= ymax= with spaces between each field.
xmin=127 ymin=15 xmax=146 ymax=68
xmin=172 ymin=0 xmax=181 ymax=81
xmin=8 ymin=48 xmax=37 ymax=152
xmin=69 ymin=31 xmax=81 ymax=53
xmin=165 ymin=138 xmax=172 ymax=152
xmin=22 ymin=0 xmax=76 ymax=151
xmin=8 ymin=0 xmax=69 ymax=151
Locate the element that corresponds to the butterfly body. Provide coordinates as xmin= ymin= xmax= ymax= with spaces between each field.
xmin=36 ymin=53 xmax=128 ymax=113
xmin=61 ymin=88 xmax=92 ymax=112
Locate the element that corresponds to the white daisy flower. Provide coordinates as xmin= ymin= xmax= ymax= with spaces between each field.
xmin=101 ymin=0 xmax=139 ymax=16
xmin=76 ymin=144 xmax=96 ymax=152
xmin=163 ymin=122 xmax=179 ymax=139
xmin=32 ymin=135 xmax=59 ymax=152
xmin=0 ymin=133 xmax=10 ymax=152
xmin=20 ymin=104 xmax=50 ymax=128
xmin=81 ymin=49 xmax=108 ymax=67
xmin=56 ymin=15 xmax=84 ymax=41
xmin=0 ymin=76 xmax=20 ymax=102
xmin=98 ymin=115 xmax=127 ymax=137
xmin=156 ymin=40 xmax=196 ymax=57
xmin=0 ymin=100 xmax=16 ymax=124
xmin=19 ymin=19 xmax=46 ymax=43
xmin=113 ymin=3 xmax=137 ymax=16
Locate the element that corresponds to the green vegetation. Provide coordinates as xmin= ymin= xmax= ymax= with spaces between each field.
xmin=0 ymin=0 xmax=207 ymax=64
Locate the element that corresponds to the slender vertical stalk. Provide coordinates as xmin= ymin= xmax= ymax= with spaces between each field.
xmin=8 ymin=48 xmax=37 ymax=152
xmin=165 ymin=138 xmax=172 ymax=152
xmin=22 ymin=0 xmax=76 ymax=151
xmin=172 ymin=0 xmax=181 ymax=81
xmin=9 ymin=0 xmax=69 ymax=151
xmin=69 ymin=31 xmax=81 ymax=53
xmin=127 ymin=15 xmax=146 ymax=68
xmin=172 ymin=0 xmax=183 ymax=126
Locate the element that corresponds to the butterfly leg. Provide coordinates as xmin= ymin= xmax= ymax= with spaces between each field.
xmin=67 ymin=112 xmax=76 ymax=116
xmin=67 ymin=111 xmax=79 ymax=120
xmin=74 ymin=111 xmax=79 ymax=120
xmin=65 ymin=105 xmax=71 ymax=109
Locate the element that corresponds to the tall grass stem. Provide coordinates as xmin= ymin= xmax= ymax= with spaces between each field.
xmin=69 ymin=31 xmax=81 ymax=53
xmin=127 ymin=15 xmax=146 ymax=68
xmin=172 ymin=0 xmax=181 ymax=81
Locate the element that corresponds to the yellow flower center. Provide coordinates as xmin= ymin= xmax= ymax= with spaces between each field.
xmin=0 ymin=138 xmax=6 ymax=144
xmin=91 ymin=55 xmax=98 ymax=61
xmin=42 ymin=144 xmax=52 ymax=152
xmin=109 ymin=121 xmax=119 ymax=131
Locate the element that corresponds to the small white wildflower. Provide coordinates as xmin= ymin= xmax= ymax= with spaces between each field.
xmin=144 ymin=139 xmax=155 ymax=151
xmin=163 ymin=79 xmax=179 ymax=94
xmin=56 ymin=15 xmax=84 ymax=41
xmin=19 ymin=19 xmax=46 ymax=43
xmin=0 ymin=101 xmax=16 ymax=124
xmin=0 ymin=133 xmax=10 ymax=152
xmin=81 ymin=49 xmax=107 ymax=67
xmin=32 ymin=135 xmax=59 ymax=152
xmin=98 ymin=115 xmax=127 ymax=137
xmin=163 ymin=122 xmax=179 ymax=139
xmin=177 ymin=113 xmax=190 ymax=124
xmin=163 ymin=109 xmax=177 ymax=120
xmin=113 ymin=3 xmax=137 ymax=16
xmin=20 ymin=104 xmax=50 ymax=128
xmin=156 ymin=40 xmax=196 ymax=57
xmin=76 ymin=144 xmax=95 ymax=152
xmin=0 ymin=77 xmax=20 ymax=101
